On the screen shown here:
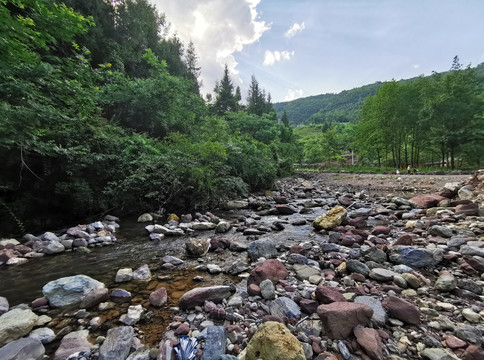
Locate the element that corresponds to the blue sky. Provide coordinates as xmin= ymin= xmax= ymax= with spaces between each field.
xmin=153 ymin=0 xmax=484 ymax=102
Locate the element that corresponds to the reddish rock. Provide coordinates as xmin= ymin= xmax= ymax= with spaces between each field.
xmin=0 ymin=249 xmax=16 ymax=263
xmin=289 ymin=245 xmax=308 ymax=256
xmin=393 ymin=234 xmax=414 ymax=246
xmin=317 ymin=302 xmax=373 ymax=339
xmin=31 ymin=297 xmax=49 ymax=308
xmin=178 ymin=286 xmax=232 ymax=310
xmin=274 ymin=196 xmax=288 ymax=204
xmin=409 ymin=193 xmax=446 ymax=208
xmin=275 ymin=204 xmax=296 ymax=214
xmin=80 ymin=287 xmax=109 ymax=309
xmin=248 ymin=284 xmax=261 ymax=296
xmin=456 ymin=203 xmax=479 ymax=216
xmin=14 ymin=245 xmax=33 ymax=254
xmin=352 ymin=229 xmax=370 ymax=239
xmin=315 ymin=286 xmax=347 ymax=304
xmin=350 ymin=273 xmax=366 ymax=282
xmin=149 ymin=287 xmax=168 ymax=307
xmin=210 ymin=237 xmax=230 ymax=251
xmin=383 ymin=296 xmax=421 ymax=325
xmin=443 ymin=334 xmax=467 ymax=349
xmin=464 ymin=256 xmax=484 ymax=273
xmin=300 ymin=299 xmax=319 ymax=314
xmin=349 ymin=218 xmax=367 ymax=229
xmin=462 ymin=345 xmax=484 ymax=360
xmin=249 ymin=259 xmax=288 ymax=285
xmin=354 ymin=326 xmax=385 ymax=360
xmin=338 ymin=196 xmax=353 ymax=206
xmin=174 ymin=323 xmax=190 ymax=335
xmin=371 ymin=226 xmax=391 ymax=236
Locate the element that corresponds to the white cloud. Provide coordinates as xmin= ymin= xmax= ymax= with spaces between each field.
xmin=151 ymin=0 xmax=269 ymax=94
xmin=285 ymin=22 xmax=305 ymax=39
xmin=284 ymin=89 xmax=304 ymax=101
xmin=263 ymin=50 xmax=295 ymax=66
xmin=412 ymin=64 xmax=420 ymax=69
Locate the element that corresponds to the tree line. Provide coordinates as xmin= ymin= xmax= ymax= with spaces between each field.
xmin=0 ymin=0 xmax=298 ymax=235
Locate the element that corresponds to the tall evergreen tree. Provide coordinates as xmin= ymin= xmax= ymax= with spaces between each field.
xmin=212 ymin=65 xmax=237 ymax=115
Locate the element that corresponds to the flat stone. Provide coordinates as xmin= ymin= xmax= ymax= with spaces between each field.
xmin=247 ymin=239 xmax=277 ymax=261
xmin=161 ymin=255 xmax=184 ymax=265
xmin=179 ymin=286 xmax=232 ymax=310
xmin=132 ymin=264 xmax=151 ymax=281
xmin=383 ymin=296 xmax=421 ymax=325
xmin=346 ymin=260 xmax=370 ymax=277
xmin=0 ymin=338 xmax=44 ymax=360
xmin=249 ymin=259 xmax=287 ymax=284
xmin=313 ymin=206 xmax=347 ymax=230
xmin=354 ymin=326 xmax=385 ymax=360
xmin=317 ymin=302 xmax=373 ymax=339
xmin=420 ymin=348 xmax=459 ymax=360
xmin=315 ymin=286 xmax=346 ymax=304
xmin=270 ymin=297 xmax=301 ymax=319
xmin=0 ymin=296 xmax=8 ymax=315
xmin=369 ymin=268 xmax=397 ymax=282
xmin=53 ymin=330 xmax=93 ymax=360
xmin=293 ymin=264 xmax=321 ymax=281
xmin=354 ymin=296 xmax=387 ymax=326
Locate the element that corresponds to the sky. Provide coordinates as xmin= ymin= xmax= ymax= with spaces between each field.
xmin=152 ymin=0 xmax=484 ymax=103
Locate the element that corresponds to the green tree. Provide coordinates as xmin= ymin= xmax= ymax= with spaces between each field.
xmin=212 ymin=65 xmax=238 ymax=115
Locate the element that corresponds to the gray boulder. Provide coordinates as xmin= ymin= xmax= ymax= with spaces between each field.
xmin=0 ymin=296 xmax=8 ymax=315
xmin=41 ymin=240 xmax=65 ymax=254
xmin=270 ymin=297 xmax=301 ymax=319
xmin=200 ymin=326 xmax=227 ymax=360
xmin=247 ymin=239 xmax=277 ymax=261
xmin=0 ymin=338 xmax=45 ymax=360
xmin=42 ymin=275 xmax=106 ymax=308
xmin=0 ymin=308 xmax=39 ymax=346
xmin=99 ymin=326 xmax=134 ymax=360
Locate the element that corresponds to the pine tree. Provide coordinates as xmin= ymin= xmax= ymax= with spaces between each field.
xmin=212 ymin=65 xmax=237 ymax=115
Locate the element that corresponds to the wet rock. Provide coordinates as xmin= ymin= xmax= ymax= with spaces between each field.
xmin=133 ymin=264 xmax=151 ymax=281
xmin=53 ymin=330 xmax=93 ymax=360
xmin=42 ymin=275 xmax=106 ymax=308
xmin=249 ymin=259 xmax=287 ymax=284
xmin=293 ymin=264 xmax=321 ymax=281
xmin=270 ymin=297 xmax=301 ymax=319
xmin=354 ymin=296 xmax=387 ymax=326
xmin=28 ymin=327 xmax=56 ymax=344
xmin=149 ymin=287 xmax=168 ymax=307
xmin=200 ymin=326 xmax=226 ymax=360
xmin=110 ymin=289 xmax=132 ymax=303
xmin=121 ymin=304 xmax=144 ymax=326
xmin=0 ymin=338 xmax=44 ymax=360
xmin=435 ymin=271 xmax=457 ymax=292
xmin=0 ymin=296 xmax=8 ymax=315
xmin=186 ymin=238 xmax=210 ymax=257
xmin=383 ymin=296 xmax=421 ymax=324
xmin=0 ymin=308 xmax=39 ymax=346
xmin=244 ymin=321 xmax=305 ymax=360
xmin=315 ymin=286 xmax=346 ymax=304
xmin=313 ymin=206 xmax=347 ymax=230
xmin=161 ymin=255 xmax=184 ymax=265
xmin=178 ymin=286 xmax=233 ymax=310
xmin=353 ymin=326 xmax=385 ymax=360
xmin=247 ymin=239 xmax=277 ymax=261
xmin=115 ymin=268 xmax=133 ymax=283
xmin=41 ymin=240 xmax=65 ymax=254
xmin=410 ymin=194 xmax=446 ymax=208
xmin=137 ymin=213 xmax=153 ymax=222
xmin=317 ymin=302 xmax=373 ymax=339
xmin=99 ymin=326 xmax=134 ymax=360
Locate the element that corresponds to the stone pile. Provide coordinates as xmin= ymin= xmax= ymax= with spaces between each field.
xmin=0 ymin=215 xmax=120 ymax=266
xmin=0 ymin=173 xmax=483 ymax=359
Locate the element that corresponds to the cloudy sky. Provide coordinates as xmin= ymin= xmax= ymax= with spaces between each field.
xmin=152 ymin=0 xmax=484 ymax=103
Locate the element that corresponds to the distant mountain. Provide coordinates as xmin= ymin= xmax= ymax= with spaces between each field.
xmin=274 ymin=62 xmax=484 ymax=125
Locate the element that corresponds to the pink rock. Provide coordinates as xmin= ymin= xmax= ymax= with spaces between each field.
xmin=383 ymin=296 xmax=420 ymax=324
xmin=80 ymin=287 xmax=109 ymax=309
xmin=393 ymin=234 xmax=414 ymax=246
xmin=371 ymin=226 xmax=391 ymax=236
xmin=248 ymin=284 xmax=261 ymax=296
xmin=443 ymin=334 xmax=467 ymax=349
xmin=174 ymin=323 xmax=190 ymax=335
xmin=317 ymin=302 xmax=373 ymax=339
xmin=354 ymin=326 xmax=385 ymax=360
xmin=409 ymin=193 xmax=446 ymax=208
xmin=178 ymin=286 xmax=232 ymax=310
xmin=249 ymin=259 xmax=287 ymax=285
xmin=455 ymin=203 xmax=479 ymax=216
xmin=149 ymin=287 xmax=168 ymax=307
xmin=462 ymin=345 xmax=484 ymax=360
xmin=315 ymin=286 xmax=347 ymax=304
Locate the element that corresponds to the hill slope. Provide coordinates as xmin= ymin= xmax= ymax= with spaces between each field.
xmin=274 ymin=62 xmax=484 ymax=125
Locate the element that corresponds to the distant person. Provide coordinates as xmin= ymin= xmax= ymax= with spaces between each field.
xmin=413 ymin=168 xmax=418 ymax=174
xmin=407 ymin=165 xmax=411 ymax=174
xmin=396 ymin=169 xmax=400 ymax=175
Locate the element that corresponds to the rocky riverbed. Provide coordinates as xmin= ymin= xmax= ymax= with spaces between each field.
xmin=0 ymin=171 xmax=483 ymax=360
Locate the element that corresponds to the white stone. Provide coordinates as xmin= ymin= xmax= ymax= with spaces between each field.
xmin=115 ymin=268 xmax=133 ymax=283
xmin=120 ymin=305 xmax=144 ymax=326
xmin=28 ymin=327 xmax=56 ymax=344
xmin=0 ymin=239 xmax=20 ymax=246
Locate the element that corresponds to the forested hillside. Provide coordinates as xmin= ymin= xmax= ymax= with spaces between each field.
xmin=0 ymin=0 xmax=298 ymax=235
xmin=275 ymin=64 xmax=484 ymax=125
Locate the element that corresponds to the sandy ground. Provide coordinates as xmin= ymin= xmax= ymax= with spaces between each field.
xmin=296 ymin=171 xmax=472 ymax=198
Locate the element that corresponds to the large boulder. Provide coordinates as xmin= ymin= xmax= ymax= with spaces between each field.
xmin=317 ymin=302 xmax=373 ymax=339
xmin=249 ymin=259 xmax=287 ymax=285
xmin=0 ymin=338 xmax=45 ymax=360
xmin=178 ymin=286 xmax=233 ymax=310
xmin=244 ymin=322 xmax=305 ymax=360
xmin=42 ymin=275 xmax=106 ymax=308
xmin=53 ymin=330 xmax=93 ymax=360
xmin=247 ymin=239 xmax=277 ymax=261
xmin=0 ymin=308 xmax=39 ymax=346
xmin=99 ymin=326 xmax=134 ymax=360
xmin=313 ymin=206 xmax=347 ymax=230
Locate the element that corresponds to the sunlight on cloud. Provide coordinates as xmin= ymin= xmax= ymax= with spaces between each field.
xmin=285 ymin=22 xmax=305 ymax=39
xmin=153 ymin=0 xmax=269 ymax=94
xmin=284 ymin=89 xmax=304 ymax=101
xmin=263 ymin=50 xmax=295 ymax=66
